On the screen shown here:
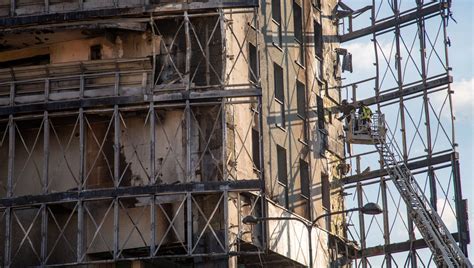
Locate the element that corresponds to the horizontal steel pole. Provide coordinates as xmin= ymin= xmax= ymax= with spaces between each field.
xmin=342 ymin=152 xmax=455 ymax=185
xmin=340 ymin=2 xmax=448 ymax=42
xmin=355 ymin=75 xmax=452 ymax=107
xmin=0 ymin=88 xmax=261 ymax=117
xmin=0 ymin=180 xmax=261 ymax=208
xmin=354 ymin=232 xmax=461 ymax=258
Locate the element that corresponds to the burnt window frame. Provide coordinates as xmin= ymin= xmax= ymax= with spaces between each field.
xmin=274 ymin=63 xmax=286 ymax=129
xmin=277 ymin=145 xmax=289 ymax=209
xmin=248 ymin=42 xmax=259 ymax=83
xmin=271 ymin=0 xmax=283 ymax=48
xmin=321 ymin=172 xmax=330 ymax=212
xmin=314 ymin=20 xmax=323 ymax=79
xmin=299 ymin=159 xmax=310 ymax=199
xmin=296 ymin=80 xmax=309 ymax=142
xmin=252 ymin=128 xmax=261 ymax=172
xmin=293 ymin=1 xmax=305 ymax=66
xmin=317 ymin=95 xmax=325 ymax=130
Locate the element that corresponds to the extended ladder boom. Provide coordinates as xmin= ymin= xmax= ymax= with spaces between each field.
xmin=369 ymin=114 xmax=472 ymax=267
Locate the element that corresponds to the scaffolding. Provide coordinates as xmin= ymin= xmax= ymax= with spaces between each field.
xmin=0 ymin=1 xmax=276 ymax=266
xmin=337 ymin=0 xmax=470 ymax=267
xmin=0 ymin=0 xmax=470 ymax=267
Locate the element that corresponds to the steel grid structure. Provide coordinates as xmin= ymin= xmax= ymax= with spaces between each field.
xmin=0 ymin=2 xmax=276 ymax=267
xmin=337 ymin=0 xmax=469 ymax=267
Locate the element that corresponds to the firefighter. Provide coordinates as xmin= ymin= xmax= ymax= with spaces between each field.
xmin=358 ymin=102 xmax=372 ymax=131
xmin=337 ymin=99 xmax=356 ymax=122
xmin=338 ymin=99 xmax=356 ymax=129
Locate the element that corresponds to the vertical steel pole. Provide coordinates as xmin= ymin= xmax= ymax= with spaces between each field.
xmin=357 ymin=182 xmax=367 ymax=268
xmin=4 ymin=207 xmax=11 ymax=268
xmin=77 ymin=75 xmax=85 ymax=261
xmin=186 ymin=192 xmax=192 ymax=255
xmin=5 ymin=114 xmax=15 ymax=267
xmin=307 ymin=226 xmax=313 ymax=268
xmin=416 ymin=0 xmax=437 ymax=210
xmin=41 ymin=203 xmax=48 ymax=265
xmin=441 ymin=1 xmax=467 ymax=254
xmin=150 ymin=195 xmax=156 ymax=257
xmin=371 ymin=0 xmax=391 ymax=265
xmin=184 ymin=11 xmax=192 ymax=182
xmin=220 ymin=8 xmax=226 ymax=87
xmin=77 ymin=199 xmax=83 ymax=262
xmin=114 ymin=72 xmax=120 ymax=188
xmin=149 ymin=23 xmax=157 ymax=254
xmin=7 ymin=115 xmax=14 ymax=199
xmin=43 ymin=111 xmax=49 ymax=193
xmin=252 ymin=5 xmax=267 ymax=252
xmin=452 ymin=153 xmax=468 ymax=254
xmin=114 ymin=198 xmax=119 ymax=260
xmin=393 ymin=0 xmax=417 ymax=265
xmin=41 ymin=108 xmax=50 ymax=264
xmin=224 ymin=190 xmax=229 ymax=254
xmin=150 ymin=106 xmax=155 ymax=185
xmin=113 ymin=71 xmax=120 ymax=260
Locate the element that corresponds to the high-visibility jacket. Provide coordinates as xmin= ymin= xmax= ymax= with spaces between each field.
xmin=361 ymin=106 xmax=372 ymax=120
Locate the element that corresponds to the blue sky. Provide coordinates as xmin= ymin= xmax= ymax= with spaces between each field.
xmin=338 ymin=0 xmax=474 ymax=263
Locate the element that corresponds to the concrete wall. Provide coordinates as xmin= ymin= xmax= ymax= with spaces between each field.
xmin=225 ymin=0 xmax=344 ymax=265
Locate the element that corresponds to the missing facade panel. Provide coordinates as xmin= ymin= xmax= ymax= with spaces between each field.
xmin=0 ymin=54 xmax=50 ymax=69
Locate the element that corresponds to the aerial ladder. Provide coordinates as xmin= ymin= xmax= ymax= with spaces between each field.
xmin=346 ymin=112 xmax=472 ymax=267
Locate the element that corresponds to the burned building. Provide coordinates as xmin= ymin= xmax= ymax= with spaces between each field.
xmin=0 ymin=0 xmax=345 ymax=267
xmin=0 ymin=0 xmax=470 ymax=267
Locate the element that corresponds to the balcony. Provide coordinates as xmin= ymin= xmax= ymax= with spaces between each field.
xmin=0 ymin=58 xmax=152 ymax=108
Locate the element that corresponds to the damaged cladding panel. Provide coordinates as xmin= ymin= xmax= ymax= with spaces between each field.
xmin=0 ymin=0 xmax=344 ymax=267
xmin=0 ymin=0 xmax=259 ymax=27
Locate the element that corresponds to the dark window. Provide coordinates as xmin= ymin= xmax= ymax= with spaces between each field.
xmin=272 ymin=0 xmax=283 ymax=47
xmin=314 ymin=21 xmax=323 ymax=58
xmin=294 ymin=2 xmax=303 ymax=41
xmin=321 ymin=173 xmax=330 ymax=211
xmin=300 ymin=159 xmax=310 ymax=199
xmin=297 ymin=81 xmax=308 ymax=141
xmin=249 ymin=42 xmax=258 ymax=83
xmin=293 ymin=1 xmax=304 ymax=65
xmin=274 ymin=63 xmax=285 ymax=128
xmin=272 ymin=0 xmax=281 ymax=23
xmin=252 ymin=128 xmax=261 ymax=171
xmin=90 ymin=45 xmax=102 ymax=60
xmin=317 ymin=95 xmax=325 ymax=130
xmin=277 ymin=145 xmax=289 ymax=209
xmin=314 ymin=21 xmax=323 ymax=79
xmin=296 ymin=81 xmax=306 ymax=117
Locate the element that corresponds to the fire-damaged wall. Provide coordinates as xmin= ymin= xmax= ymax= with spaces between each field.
xmin=0 ymin=12 xmax=228 ymax=266
xmin=0 ymin=0 xmax=345 ymax=267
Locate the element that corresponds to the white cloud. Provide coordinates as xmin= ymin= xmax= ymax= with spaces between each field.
xmin=451 ymin=78 xmax=474 ymax=120
xmin=344 ymin=42 xmax=375 ymax=72
xmin=437 ymin=198 xmax=457 ymax=231
xmin=429 ymin=77 xmax=474 ymax=122
xmin=343 ymin=41 xmax=394 ymax=79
